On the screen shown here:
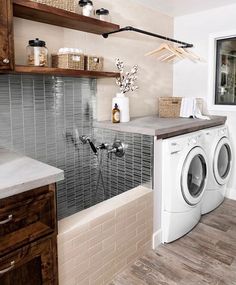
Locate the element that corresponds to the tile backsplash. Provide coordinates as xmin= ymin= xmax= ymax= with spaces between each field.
xmin=0 ymin=74 xmax=153 ymax=219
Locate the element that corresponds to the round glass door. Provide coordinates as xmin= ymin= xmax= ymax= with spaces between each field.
xmin=181 ymin=147 xmax=208 ymax=205
xmin=214 ymin=137 xmax=232 ymax=185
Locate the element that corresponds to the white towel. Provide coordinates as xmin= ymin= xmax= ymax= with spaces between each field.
xmin=180 ymin=98 xmax=210 ymax=120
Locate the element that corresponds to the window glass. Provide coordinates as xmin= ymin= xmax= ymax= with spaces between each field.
xmin=215 ymin=37 xmax=236 ymax=105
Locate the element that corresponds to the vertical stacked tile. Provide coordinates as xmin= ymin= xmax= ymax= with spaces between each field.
xmin=0 ymin=74 xmax=153 ymax=220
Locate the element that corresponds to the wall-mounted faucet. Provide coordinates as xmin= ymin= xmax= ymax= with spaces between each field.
xmin=108 ymin=140 xmax=128 ymax=159
xmin=79 ymin=135 xmax=98 ymax=156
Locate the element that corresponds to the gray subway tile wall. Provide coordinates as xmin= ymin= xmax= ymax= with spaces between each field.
xmin=0 ymin=74 xmax=153 ymax=219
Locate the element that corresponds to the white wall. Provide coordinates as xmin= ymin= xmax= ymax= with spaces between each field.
xmin=14 ymin=0 xmax=173 ymax=121
xmin=173 ymin=4 xmax=236 ymax=197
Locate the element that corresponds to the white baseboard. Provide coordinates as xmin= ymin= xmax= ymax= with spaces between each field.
xmin=152 ymin=229 xmax=162 ymax=249
xmin=225 ymin=188 xmax=236 ymax=200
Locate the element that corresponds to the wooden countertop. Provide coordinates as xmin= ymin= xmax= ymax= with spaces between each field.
xmin=94 ymin=116 xmax=227 ymax=139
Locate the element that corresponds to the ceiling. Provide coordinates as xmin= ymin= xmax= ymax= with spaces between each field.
xmin=133 ymin=0 xmax=236 ymax=16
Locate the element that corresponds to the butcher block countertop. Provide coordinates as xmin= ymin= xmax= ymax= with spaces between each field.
xmin=94 ymin=115 xmax=227 ymax=138
xmin=0 ymin=148 xmax=64 ymax=199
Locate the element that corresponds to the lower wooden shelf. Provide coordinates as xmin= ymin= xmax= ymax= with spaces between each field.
xmin=0 ymin=65 xmax=119 ymax=79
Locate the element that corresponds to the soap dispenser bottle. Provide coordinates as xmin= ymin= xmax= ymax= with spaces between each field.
xmin=112 ymin=103 xmax=120 ymax=123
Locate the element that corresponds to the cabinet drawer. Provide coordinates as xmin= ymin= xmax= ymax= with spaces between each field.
xmin=0 ymin=185 xmax=56 ymax=256
xmin=0 ymin=234 xmax=58 ymax=285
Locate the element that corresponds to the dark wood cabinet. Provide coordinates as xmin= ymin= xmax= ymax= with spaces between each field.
xmin=0 ymin=235 xmax=58 ymax=285
xmin=0 ymin=184 xmax=58 ymax=285
xmin=0 ymin=0 xmax=14 ymax=70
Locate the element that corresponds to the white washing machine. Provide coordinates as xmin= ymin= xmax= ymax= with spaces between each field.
xmin=161 ymin=131 xmax=208 ymax=243
xmin=201 ymin=125 xmax=232 ymax=214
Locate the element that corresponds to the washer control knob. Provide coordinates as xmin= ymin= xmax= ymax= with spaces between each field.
xmin=219 ymin=129 xmax=226 ymax=135
xmin=190 ymin=138 xmax=197 ymax=145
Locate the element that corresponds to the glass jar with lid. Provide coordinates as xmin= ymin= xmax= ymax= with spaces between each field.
xmin=78 ymin=0 xmax=94 ymax=17
xmin=96 ymin=8 xmax=110 ymax=22
xmin=26 ymin=38 xmax=48 ymax=67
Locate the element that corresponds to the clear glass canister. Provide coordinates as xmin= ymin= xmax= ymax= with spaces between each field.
xmin=78 ymin=0 xmax=94 ymax=17
xmin=27 ymin=38 xmax=48 ymax=67
xmin=96 ymin=8 xmax=110 ymax=22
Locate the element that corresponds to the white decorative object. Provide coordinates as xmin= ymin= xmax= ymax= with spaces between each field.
xmin=113 ymin=59 xmax=138 ymax=123
xmin=112 ymin=93 xmax=130 ymax=123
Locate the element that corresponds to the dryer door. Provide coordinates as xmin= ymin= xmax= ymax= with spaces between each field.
xmin=214 ymin=137 xmax=232 ymax=185
xmin=181 ymin=147 xmax=208 ymax=205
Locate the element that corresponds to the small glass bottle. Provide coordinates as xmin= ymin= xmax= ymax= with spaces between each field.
xmin=26 ymin=38 xmax=48 ymax=67
xmin=112 ymin=103 xmax=120 ymax=123
xmin=96 ymin=8 xmax=110 ymax=22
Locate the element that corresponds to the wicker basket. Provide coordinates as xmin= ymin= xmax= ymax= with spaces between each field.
xmin=159 ymin=97 xmax=181 ymax=118
xmin=85 ymin=56 xmax=104 ymax=71
xmin=51 ymin=53 xmax=85 ymax=70
xmin=30 ymin=0 xmax=76 ymax=12
xmin=158 ymin=97 xmax=203 ymax=118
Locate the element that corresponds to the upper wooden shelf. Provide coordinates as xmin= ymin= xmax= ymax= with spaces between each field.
xmin=4 ymin=65 xmax=120 ymax=79
xmin=13 ymin=0 xmax=120 ymax=34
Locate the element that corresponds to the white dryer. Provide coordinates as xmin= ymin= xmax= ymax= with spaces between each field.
xmin=201 ymin=125 xmax=232 ymax=214
xmin=161 ymin=131 xmax=208 ymax=243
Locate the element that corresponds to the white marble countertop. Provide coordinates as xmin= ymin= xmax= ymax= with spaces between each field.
xmin=94 ymin=115 xmax=227 ymax=138
xmin=0 ymin=148 xmax=64 ymax=199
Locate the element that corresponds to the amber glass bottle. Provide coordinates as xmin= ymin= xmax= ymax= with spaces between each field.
xmin=112 ymin=103 xmax=120 ymax=123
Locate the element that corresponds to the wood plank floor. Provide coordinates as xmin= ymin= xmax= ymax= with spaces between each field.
xmin=110 ymin=198 xmax=236 ymax=285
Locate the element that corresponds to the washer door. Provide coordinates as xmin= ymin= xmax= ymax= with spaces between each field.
xmin=181 ymin=147 xmax=208 ymax=205
xmin=214 ymin=137 xmax=232 ymax=185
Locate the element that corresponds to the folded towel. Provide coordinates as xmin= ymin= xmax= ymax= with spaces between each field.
xmin=180 ymin=98 xmax=210 ymax=120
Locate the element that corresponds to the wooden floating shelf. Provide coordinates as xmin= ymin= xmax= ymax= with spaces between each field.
xmin=3 ymin=65 xmax=119 ymax=79
xmin=13 ymin=0 xmax=120 ymax=34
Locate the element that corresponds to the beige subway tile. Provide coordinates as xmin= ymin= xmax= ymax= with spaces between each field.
xmin=126 ymin=203 xmax=137 ymax=217
xmin=73 ymin=232 xmax=89 ymax=248
xmin=90 ymin=276 xmax=104 ymax=285
xmin=137 ymin=235 xmax=150 ymax=250
xmin=59 ymin=258 xmax=76 ymax=278
xmin=89 ymin=242 xmax=103 ymax=257
xmin=87 ymin=224 xmax=102 ymax=239
xmin=102 ymin=218 xmax=115 ymax=232
xmin=125 ymin=214 xmax=136 ymax=227
xmin=89 ymin=225 xmax=115 ymax=247
xmin=75 ymin=269 xmax=90 ymax=285
xmin=58 ymin=223 xmax=89 ymax=244
xmin=102 ymin=234 xmax=116 ymax=249
xmin=136 ymin=223 xmax=146 ymax=235
xmin=115 ymin=220 xmax=126 ymax=233
xmin=115 ymin=259 xmax=127 ymax=273
xmin=76 ymin=278 xmax=89 ymax=285
xmin=89 ymin=211 xmax=115 ymax=228
xmin=59 ymin=275 xmax=76 ymax=285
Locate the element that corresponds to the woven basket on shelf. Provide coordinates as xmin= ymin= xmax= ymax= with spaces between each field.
xmin=158 ymin=97 xmax=203 ymax=118
xmin=51 ymin=53 xmax=85 ymax=70
xmin=30 ymin=0 xmax=76 ymax=12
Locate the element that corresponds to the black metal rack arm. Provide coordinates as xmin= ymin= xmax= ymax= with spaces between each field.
xmin=102 ymin=26 xmax=193 ymax=48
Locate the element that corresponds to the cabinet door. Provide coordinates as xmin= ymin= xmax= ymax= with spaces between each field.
xmin=0 ymin=0 xmax=14 ymax=70
xmin=0 ymin=185 xmax=57 ymax=257
xmin=0 ymin=235 xmax=58 ymax=285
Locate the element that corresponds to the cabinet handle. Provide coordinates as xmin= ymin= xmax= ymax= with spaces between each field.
xmin=0 ymin=261 xmax=15 ymax=274
xmin=2 ymin=58 xmax=10 ymax=64
xmin=0 ymin=214 xmax=13 ymax=225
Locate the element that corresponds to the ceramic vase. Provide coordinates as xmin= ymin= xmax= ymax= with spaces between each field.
xmin=112 ymin=93 xmax=130 ymax=123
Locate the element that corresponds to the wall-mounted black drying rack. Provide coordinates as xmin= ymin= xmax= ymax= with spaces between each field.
xmin=102 ymin=26 xmax=193 ymax=48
